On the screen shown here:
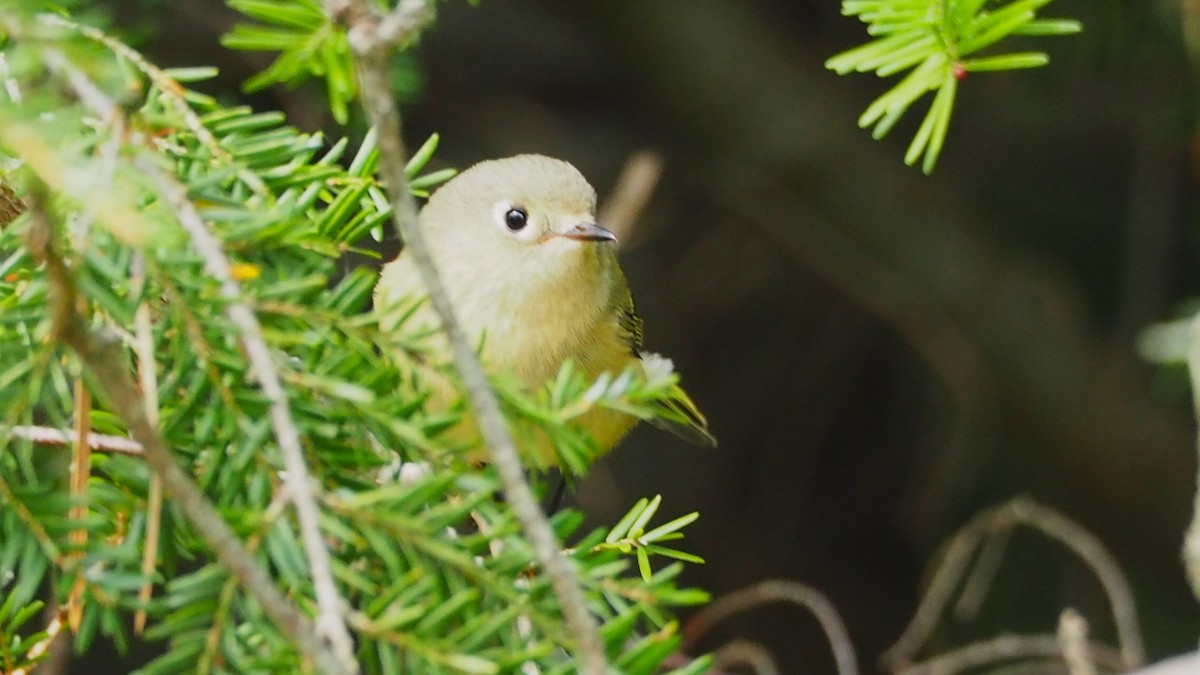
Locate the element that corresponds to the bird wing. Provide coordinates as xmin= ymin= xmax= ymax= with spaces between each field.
xmin=617 ymin=288 xmax=645 ymax=357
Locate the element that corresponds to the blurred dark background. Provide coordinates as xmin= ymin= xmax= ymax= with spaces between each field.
xmin=106 ymin=0 xmax=1200 ymax=671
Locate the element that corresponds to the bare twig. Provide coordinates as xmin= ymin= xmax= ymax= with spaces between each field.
xmin=1058 ymin=609 xmax=1096 ymax=675
xmin=66 ymin=374 xmax=91 ymax=632
xmin=685 ymin=579 xmax=858 ymax=675
xmin=952 ymin=522 xmax=1011 ymax=621
xmin=132 ymin=255 xmax=162 ymax=635
xmin=6 ymin=426 xmax=144 ymax=454
xmin=713 ymin=639 xmax=781 ymax=675
xmin=1001 ymin=500 xmax=1141 ymax=668
xmin=331 ymin=1 xmax=607 ymax=671
xmin=896 ymin=635 xmax=1124 ymax=675
xmin=134 ymin=157 xmax=358 ymax=675
xmin=374 ymin=0 xmax=436 ymax=46
xmin=597 ymin=150 xmax=664 ymax=247
xmin=10 ymin=604 xmax=67 ymax=675
xmin=22 ymin=194 xmax=348 ymax=675
xmin=882 ymin=497 xmax=1142 ymax=671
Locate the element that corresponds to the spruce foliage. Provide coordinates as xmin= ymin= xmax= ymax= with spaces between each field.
xmin=0 ymin=3 xmax=710 ymax=672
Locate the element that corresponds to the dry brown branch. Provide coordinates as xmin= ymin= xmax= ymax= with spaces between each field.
xmin=952 ymin=522 xmax=1011 ymax=621
xmin=685 ymin=579 xmax=858 ymax=675
xmin=5 ymin=426 xmax=144 ymax=454
xmin=882 ymin=497 xmax=1142 ymax=671
xmin=896 ymin=635 xmax=1124 ymax=675
xmin=66 ymin=375 xmax=91 ymax=632
xmin=1058 ymin=609 xmax=1096 ymax=675
xmin=330 ymin=0 xmax=607 ymax=671
xmin=21 ymin=193 xmax=349 ymax=675
xmin=713 ymin=639 xmax=781 ymax=675
xmin=597 ymin=150 xmax=664 ymax=247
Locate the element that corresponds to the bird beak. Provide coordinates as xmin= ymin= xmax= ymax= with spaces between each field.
xmin=558 ymin=222 xmax=618 ymax=243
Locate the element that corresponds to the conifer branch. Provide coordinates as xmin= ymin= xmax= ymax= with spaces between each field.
xmin=329 ymin=1 xmax=608 ymax=671
xmin=21 ymin=192 xmax=350 ymax=675
xmin=42 ymin=44 xmax=358 ymax=672
xmin=135 ymin=157 xmax=359 ymax=675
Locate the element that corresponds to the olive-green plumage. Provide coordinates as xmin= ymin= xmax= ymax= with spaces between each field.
xmin=376 ymin=154 xmax=713 ymax=464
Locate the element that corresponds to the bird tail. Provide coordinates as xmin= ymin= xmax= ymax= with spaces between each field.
xmin=652 ymin=382 xmax=717 ymax=447
xmin=636 ymin=352 xmax=716 ymax=446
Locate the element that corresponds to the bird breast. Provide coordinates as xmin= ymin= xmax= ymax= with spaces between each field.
xmin=446 ymin=248 xmax=620 ymax=384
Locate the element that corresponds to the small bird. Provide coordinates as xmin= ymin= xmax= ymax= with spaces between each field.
xmin=375 ymin=154 xmax=714 ymax=465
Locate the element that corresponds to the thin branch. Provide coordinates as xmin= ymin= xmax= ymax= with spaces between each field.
xmin=684 ymin=579 xmax=859 ymax=675
xmin=1058 ymin=608 xmax=1096 ymax=675
xmin=21 ymin=194 xmax=347 ymax=675
xmin=132 ymin=254 xmax=162 ymax=635
xmin=712 ymin=639 xmax=781 ymax=675
xmin=952 ymin=521 xmax=1011 ymax=621
xmin=134 ymin=156 xmax=358 ymax=675
xmin=10 ymin=604 xmax=67 ymax=675
xmin=597 ymin=150 xmax=664 ymax=247
xmin=5 ymin=426 xmax=144 ymax=454
xmin=375 ymin=0 xmax=436 ymax=47
xmin=882 ymin=497 xmax=1142 ymax=671
xmin=896 ymin=634 xmax=1124 ymax=675
xmin=996 ymin=500 xmax=1142 ymax=668
xmin=66 ymin=375 xmax=91 ymax=631
xmin=880 ymin=508 xmax=985 ymax=669
xmin=332 ymin=1 xmax=607 ymax=672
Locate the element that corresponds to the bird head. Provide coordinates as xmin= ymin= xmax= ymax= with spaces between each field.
xmin=418 ymin=155 xmax=618 ymax=292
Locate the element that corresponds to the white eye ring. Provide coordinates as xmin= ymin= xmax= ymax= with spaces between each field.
xmin=493 ymin=201 xmax=534 ymax=238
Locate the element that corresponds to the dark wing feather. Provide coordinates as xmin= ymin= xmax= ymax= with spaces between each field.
xmin=617 ymin=289 xmax=644 ymax=357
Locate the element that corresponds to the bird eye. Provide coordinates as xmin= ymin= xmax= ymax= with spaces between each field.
xmin=504 ymin=208 xmax=528 ymax=232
